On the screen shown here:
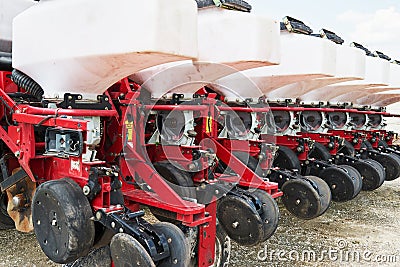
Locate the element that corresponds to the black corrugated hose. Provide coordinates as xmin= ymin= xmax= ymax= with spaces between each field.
xmin=11 ymin=69 xmax=44 ymax=100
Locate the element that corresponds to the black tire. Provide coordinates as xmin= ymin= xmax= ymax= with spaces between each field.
xmin=340 ymin=165 xmax=362 ymax=196
xmin=153 ymin=161 xmax=196 ymax=199
xmin=309 ymin=142 xmax=332 ymax=161
xmin=252 ymin=189 xmax=279 ymax=241
xmin=214 ymin=224 xmax=231 ymax=267
xmin=348 ymin=159 xmax=385 ymax=191
xmin=388 ymin=153 xmax=400 ymax=181
xmin=0 ymin=191 xmax=14 ymax=230
xmin=364 ymin=159 xmax=385 ymax=180
xmin=319 ymin=166 xmax=359 ymax=202
xmin=217 ymin=151 xmax=264 ymax=177
xmin=32 ymin=178 xmax=95 ymax=264
xmin=273 ymin=146 xmax=301 ymax=171
xmin=281 ymin=178 xmax=322 ymax=220
xmin=304 ymin=176 xmax=332 ymax=216
xmin=219 ymin=152 xmax=279 ymax=242
xmin=153 ymin=222 xmax=190 ymax=267
xmin=217 ymin=194 xmax=264 ymax=247
xmin=338 ymin=139 xmax=356 ymax=157
xmin=367 ymin=152 xmax=400 ymax=181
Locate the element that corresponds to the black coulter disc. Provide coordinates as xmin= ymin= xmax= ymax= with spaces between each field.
xmin=0 ymin=191 xmax=14 ymax=230
xmin=110 ymin=233 xmax=155 ymax=267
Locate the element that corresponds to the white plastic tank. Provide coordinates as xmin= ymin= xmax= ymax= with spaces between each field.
xmin=273 ymin=44 xmax=365 ymax=99
xmin=131 ymin=7 xmax=281 ymax=100
xmin=216 ymin=31 xmax=337 ymax=101
xmin=0 ymin=0 xmax=37 ymax=52
xmin=304 ymin=55 xmax=390 ymax=103
xmin=352 ymin=63 xmax=400 ymax=106
xmin=12 ymin=0 xmax=198 ymax=100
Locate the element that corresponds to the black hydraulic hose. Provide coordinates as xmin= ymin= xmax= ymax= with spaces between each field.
xmin=11 ymin=69 xmax=44 ymax=100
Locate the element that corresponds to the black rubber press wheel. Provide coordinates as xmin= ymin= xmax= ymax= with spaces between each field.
xmin=319 ymin=165 xmax=361 ymax=202
xmin=252 ymin=189 xmax=279 ymax=241
xmin=281 ymin=176 xmax=331 ymax=220
xmin=32 ymin=178 xmax=95 ymax=264
xmin=153 ymin=222 xmax=190 ymax=267
xmin=273 ymin=146 xmax=302 ymax=171
xmin=217 ymin=194 xmax=264 ymax=247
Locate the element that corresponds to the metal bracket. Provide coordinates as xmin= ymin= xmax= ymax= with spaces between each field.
xmin=0 ymin=168 xmax=28 ymax=192
xmin=59 ymin=93 xmax=112 ymax=110
xmin=95 ymin=208 xmax=170 ymax=262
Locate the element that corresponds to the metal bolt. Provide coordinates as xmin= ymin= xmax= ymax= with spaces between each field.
xmin=82 ymin=186 xmax=91 ymax=196
xmin=12 ymin=194 xmax=26 ymax=208
xmin=111 ymin=222 xmax=116 ymax=228
xmin=95 ymin=212 xmax=102 ymax=221
xmin=232 ymin=222 xmax=239 ymax=229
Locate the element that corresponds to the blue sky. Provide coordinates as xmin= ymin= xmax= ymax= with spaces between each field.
xmin=251 ymin=0 xmax=400 ymax=60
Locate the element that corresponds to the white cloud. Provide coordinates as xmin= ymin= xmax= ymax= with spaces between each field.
xmin=337 ymin=7 xmax=400 ymax=59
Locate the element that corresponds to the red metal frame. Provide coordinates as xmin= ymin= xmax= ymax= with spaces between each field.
xmin=0 ymin=73 xmax=215 ymax=266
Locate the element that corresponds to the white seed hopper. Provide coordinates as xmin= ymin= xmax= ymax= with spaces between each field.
xmin=300 ymin=55 xmax=390 ymax=103
xmin=12 ymin=0 xmax=198 ymax=100
xmin=131 ymin=7 xmax=280 ymax=99
xmin=0 ymin=0 xmax=37 ymax=53
xmin=274 ymin=44 xmax=365 ymax=99
xmin=353 ymin=63 xmax=400 ymax=105
xmin=215 ymin=31 xmax=337 ymax=101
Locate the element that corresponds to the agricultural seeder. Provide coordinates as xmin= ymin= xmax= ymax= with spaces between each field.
xmin=1 ymin=0 xmax=400 ymax=267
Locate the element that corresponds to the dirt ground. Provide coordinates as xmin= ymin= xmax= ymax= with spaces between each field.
xmin=0 ymin=179 xmax=399 ymax=267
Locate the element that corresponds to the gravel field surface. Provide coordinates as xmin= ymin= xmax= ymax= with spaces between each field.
xmin=0 ymin=179 xmax=399 ymax=267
